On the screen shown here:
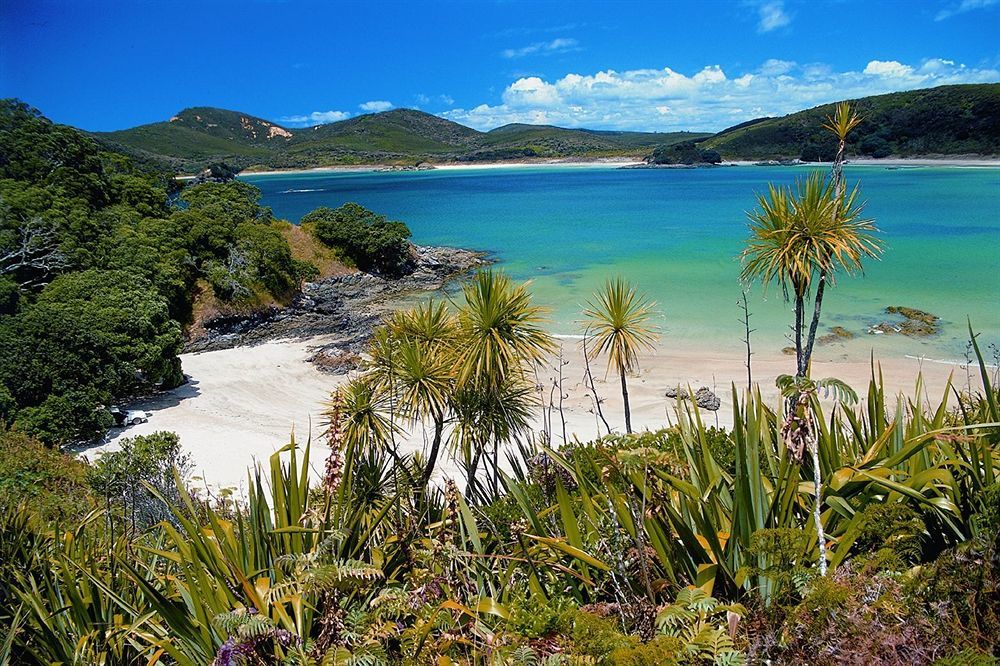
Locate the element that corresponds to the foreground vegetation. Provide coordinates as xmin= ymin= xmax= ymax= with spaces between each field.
xmin=2 ymin=338 xmax=997 ymax=663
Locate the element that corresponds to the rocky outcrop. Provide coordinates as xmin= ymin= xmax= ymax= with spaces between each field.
xmin=665 ymin=386 xmax=721 ymax=411
xmin=868 ymin=306 xmax=941 ymax=337
xmin=185 ymin=245 xmax=488 ymax=361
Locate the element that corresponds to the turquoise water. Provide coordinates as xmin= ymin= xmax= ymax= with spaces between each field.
xmin=244 ymin=165 xmax=1000 ymax=361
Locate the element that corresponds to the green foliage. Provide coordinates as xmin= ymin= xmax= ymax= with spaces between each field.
xmin=88 ymin=431 xmax=190 ymax=528
xmin=304 ymin=203 xmax=413 ymax=276
xmin=853 ymin=503 xmax=925 ymax=565
xmin=647 ymin=141 xmax=722 ymax=165
xmin=0 ymin=269 xmax=183 ymax=443
xmin=654 ymin=588 xmax=745 ymax=665
xmin=744 ymin=528 xmax=810 ymax=606
xmin=0 ymin=102 xmax=317 ymax=445
xmin=570 ymin=611 xmax=639 ymax=661
xmin=0 ymin=430 xmax=92 ymax=520
xmin=703 ymin=83 xmax=1000 ymax=160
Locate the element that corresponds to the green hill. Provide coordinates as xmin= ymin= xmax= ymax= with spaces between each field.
xmin=90 ymin=83 xmax=1000 ymax=171
xmin=702 ymin=83 xmax=1000 ymax=160
xmin=94 ymin=107 xmax=706 ymax=171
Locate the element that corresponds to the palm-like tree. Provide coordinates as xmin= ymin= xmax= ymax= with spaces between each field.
xmin=455 ymin=269 xmax=555 ymax=388
xmin=741 ymin=172 xmax=881 ymax=377
xmin=583 ymin=278 xmax=659 ymax=434
xmin=742 ymin=102 xmax=881 ymax=378
xmin=454 ymin=269 xmax=554 ymax=494
xmin=385 ymin=301 xmax=458 ymax=489
xmin=333 ymin=378 xmax=399 ymax=459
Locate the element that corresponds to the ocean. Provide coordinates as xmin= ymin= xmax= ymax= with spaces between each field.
xmin=244 ymin=164 xmax=1000 ymax=362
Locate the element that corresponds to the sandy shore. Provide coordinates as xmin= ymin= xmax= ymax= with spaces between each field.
xmin=80 ymin=333 xmax=986 ymax=492
xmin=237 ymin=159 xmax=644 ymax=178
xmin=233 ymin=156 xmax=999 ymax=179
xmin=724 ymin=157 xmax=1000 ymax=168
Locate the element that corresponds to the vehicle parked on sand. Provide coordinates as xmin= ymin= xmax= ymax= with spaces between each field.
xmin=108 ymin=407 xmax=151 ymax=427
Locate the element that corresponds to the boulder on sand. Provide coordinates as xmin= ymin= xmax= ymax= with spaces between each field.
xmin=665 ymin=385 xmax=721 ymax=411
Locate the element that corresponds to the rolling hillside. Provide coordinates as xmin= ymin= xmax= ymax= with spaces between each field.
xmin=89 ymin=83 xmax=1000 ymax=172
xmin=702 ymin=83 xmax=1000 ymax=160
xmin=93 ymin=108 xmax=708 ymax=172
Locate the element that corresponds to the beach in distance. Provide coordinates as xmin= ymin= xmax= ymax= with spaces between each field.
xmin=234 ymin=155 xmax=1000 ymax=177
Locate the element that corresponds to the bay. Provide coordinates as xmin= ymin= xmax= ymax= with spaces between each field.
xmin=244 ymin=165 xmax=1000 ymax=361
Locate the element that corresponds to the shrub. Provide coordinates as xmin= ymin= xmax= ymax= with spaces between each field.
xmin=88 ymin=431 xmax=190 ymax=529
xmin=853 ymin=503 xmax=926 ymax=565
xmin=609 ymin=635 xmax=683 ymax=665
xmin=745 ymin=528 xmax=810 ymax=606
xmin=303 ymin=203 xmax=413 ymax=276
xmin=570 ymin=610 xmax=639 ymax=661
xmin=0 ymin=429 xmax=92 ymax=520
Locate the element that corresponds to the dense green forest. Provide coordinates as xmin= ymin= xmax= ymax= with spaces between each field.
xmin=702 ymin=83 xmax=1000 ymax=160
xmin=0 ymin=100 xmax=406 ymax=445
xmin=92 ymin=83 xmax=1000 ymax=173
xmin=1 ymin=96 xmax=998 ymax=665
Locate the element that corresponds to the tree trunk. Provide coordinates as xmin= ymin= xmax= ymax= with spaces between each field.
xmin=810 ymin=433 xmax=828 ymax=576
xmin=466 ymin=444 xmax=482 ymax=497
xmin=802 ymin=270 xmax=827 ymax=376
xmin=794 ymin=291 xmax=805 ymax=377
xmin=420 ymin=417 xmax=444 ymax=489
xmin=620 ymin=371 xmax=632 ymax=434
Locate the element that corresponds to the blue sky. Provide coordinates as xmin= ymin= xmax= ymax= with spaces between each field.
xmin=1 ymin=0 xmax=998 ymax=132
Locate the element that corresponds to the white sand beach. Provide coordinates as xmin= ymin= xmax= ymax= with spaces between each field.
xmin=82 ymin=334 xmax=985 ymax=492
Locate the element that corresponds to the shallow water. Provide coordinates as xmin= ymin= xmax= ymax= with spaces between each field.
xmin=244 ymin=165 xmax=1000 ymax=362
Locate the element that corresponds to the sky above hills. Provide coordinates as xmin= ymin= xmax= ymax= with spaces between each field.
xmin=1 ymin=0 xmax=998 ymax=133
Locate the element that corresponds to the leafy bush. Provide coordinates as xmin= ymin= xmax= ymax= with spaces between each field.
xmin=853 ymin=503 xmax=926 ymax=565
xmin=0 ymin=269 xmax=183 ymax=444
xmin=647 ymin=141 xmax=723 ymax=165
xmin=0 ymin=430 xmax=92 ymax=520
xmin=303 ymin=202 xmax=413 ymax=276
xmin=88 ymin=431 xmax=190 ymax=529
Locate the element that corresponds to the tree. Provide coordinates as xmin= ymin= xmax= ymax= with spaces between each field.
xmin=303 ymin=203 xmax=413 ymax=276
xmin=0 ymin=269 xmax=183 ymax=444
xmin=742 ymin=103 xmax=882 ymax=378
xmin=344 ymin=270 xmax=551 ymax=495
xmin=452 ymin=269 xmax=554 ymax=495
xmin=583 ymin=278 xmax=659 ymax=434
xmin=389 ymin=304 xmax=456 ymax=489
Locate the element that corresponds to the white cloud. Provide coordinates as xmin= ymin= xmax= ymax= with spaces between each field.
xmin=502 ymin=37 xmax=580 ymax=59
xmin=936 ymin=0 xmax=998 ymax=20
xmin=863 ymin=60 xmax=915 ymax=78
xmin=757 ymin=1 xmax=791 ymax=32
xmin=759 ymin=58 xmax=795 ymax=76
xmin=439 ymin=58 xmax=1000 ymax=132
xmin=279 ymin=110 xmax=351 ymax=127
xmin=360 ymin=100 xmax=393 ymax=112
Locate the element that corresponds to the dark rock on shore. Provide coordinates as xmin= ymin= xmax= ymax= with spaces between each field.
xmin=185 ymin=245 xmax=488 ymax=363
xmin=665 ymin=386 xmax=721 ymax=411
